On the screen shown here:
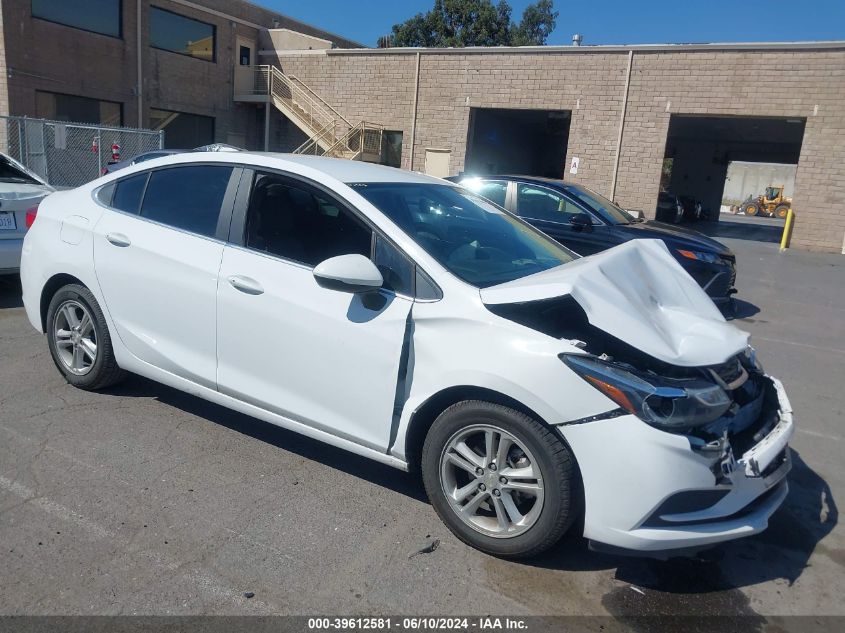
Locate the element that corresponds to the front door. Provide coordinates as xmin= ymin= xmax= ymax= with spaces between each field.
xmin=514 ymin=182 xmax=612 ymax=256
xmin=234 ymin=37 xmax=256 ymax=96
xmin=216 ymin=171 xmax=413 ymax=451
xmin=93 ymin=164 xmax=238 ymax=388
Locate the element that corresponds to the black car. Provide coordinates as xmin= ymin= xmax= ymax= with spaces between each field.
xmin=449 ymin=176 xmax=736 ymax=305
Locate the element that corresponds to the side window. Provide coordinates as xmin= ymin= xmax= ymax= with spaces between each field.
xmin=516 ymin=184 xmax=587 ymax=223
xmin=374 ymin=234 xmax=414 ymax=296
xmin=475 ymin=180 xmax=508 ymax=207
xmin=140 ymin=166 xmax=232 ymax=237
xmin=111 ymin=173 xmax=148 ymax=214
xmin=244 ymin=173 xmax=372 ymax=267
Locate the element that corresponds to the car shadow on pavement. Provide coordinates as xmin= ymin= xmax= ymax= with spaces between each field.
xmin=105 ymin=374 xmax=429 ymax=503
xmin=0 ymin=276 xmax=23 ymax=309
xmin=529 ymin=449 xmax=836 ymax=616
xmin=725 ymin=298 xmax=761 ymax=321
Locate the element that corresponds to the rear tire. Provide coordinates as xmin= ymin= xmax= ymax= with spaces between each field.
xmin=742 ymin=202 xmax=760 ymax=216
xmin=422 ymin=400 xmax=578 ymax=558
xmin=46 ymin=284 xmax=126 ymax=391
xmin=774 ymin=204 xmax=790 ymax=219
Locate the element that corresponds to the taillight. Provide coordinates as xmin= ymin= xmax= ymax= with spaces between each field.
xmin=25 ymin=205 xmax=39 ymax=230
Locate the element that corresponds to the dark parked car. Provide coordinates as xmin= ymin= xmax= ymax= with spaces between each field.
xmin=655 ymin=191 xmax=705 ymax=223
xmin=449 ymin=176 xmax=736 ymax=305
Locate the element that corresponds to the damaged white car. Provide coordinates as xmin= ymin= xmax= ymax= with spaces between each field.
xmin=20 ymin=154 xmax=793 ymax=558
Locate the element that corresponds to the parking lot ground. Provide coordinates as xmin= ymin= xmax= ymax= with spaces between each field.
xmin=700 ymin=214 xmax=785 ymax=244
xmin=0 ymin=236 xmax=843 ymax=627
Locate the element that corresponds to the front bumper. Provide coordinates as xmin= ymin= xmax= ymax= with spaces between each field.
xmin=558 ymin=375 xmax=793 ymax=552
xmin=678 ymin=257 xmax=737 ymax=302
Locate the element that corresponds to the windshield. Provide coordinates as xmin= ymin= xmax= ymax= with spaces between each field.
xmin=0 ymin=156 xmax=40 ymax=185
xmin=350 ymin=183 xmax=577 ymax=288
xmin=565 ymin=185 xmax=634 ymax=225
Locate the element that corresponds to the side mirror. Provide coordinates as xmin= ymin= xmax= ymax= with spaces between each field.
xmin=569 ymin=214 xmax=593 ymax=230
xmin=313 ymin=254 xmax=383 ymax=293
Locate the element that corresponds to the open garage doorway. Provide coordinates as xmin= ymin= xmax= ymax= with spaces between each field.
xmin=660 ymin=115 xmax=806 ymax=238
xmin=464 ymin=108 xmax=570 ymax=178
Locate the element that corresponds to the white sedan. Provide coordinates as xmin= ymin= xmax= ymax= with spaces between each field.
xmin=20 ymin=153 xmax=793 ymax=558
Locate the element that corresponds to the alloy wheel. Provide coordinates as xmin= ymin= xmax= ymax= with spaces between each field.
xmin=439 ymin=424 xmax=545 ymax=538
xmin=53 ymin=300 xmax=98 ymax=376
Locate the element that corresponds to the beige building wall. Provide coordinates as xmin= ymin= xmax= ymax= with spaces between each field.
xmin=276 ymin=44 xmax=845 ymax=253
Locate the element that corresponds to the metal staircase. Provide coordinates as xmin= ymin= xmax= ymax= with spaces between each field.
xmin=234 ymin=65 xmax=383 ymax=162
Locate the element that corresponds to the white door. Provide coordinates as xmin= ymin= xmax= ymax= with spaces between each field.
xmin=234 ymin=37 xmax=257 ymax=96
xmin=216 ymin=172 xmax=414 ymax=451
xmin=424 ymin=148 xmax=451 ymax=178
xmin=93 ymin=165 xmax=236 ymax=389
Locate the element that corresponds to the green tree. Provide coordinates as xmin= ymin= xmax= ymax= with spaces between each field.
xmin=385 ymin=0 xmax=558 ymax=48
xmin=512 ymin=0 xmax=558 ymax=46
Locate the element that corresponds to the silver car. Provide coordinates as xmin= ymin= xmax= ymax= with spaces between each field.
xmin=0 ymin=153 xmax=54 ymax=275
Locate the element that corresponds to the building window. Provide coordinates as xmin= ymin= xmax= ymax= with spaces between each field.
xmin=150 ymin=6 xmax=216 ymax=62
xmin=381 ymin=131 xmax=403 ymax=168
xmin=36 ymin=91 xmax=122 ymax=126
xmin=150 ymin=108 xmax=214 ymax=149
xmin=31 ymin=0 xmax=122 ymax=38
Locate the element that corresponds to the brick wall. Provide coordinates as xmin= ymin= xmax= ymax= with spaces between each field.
xmin=0 ymin=0 xmax=358 ymax=151
xmin=276 ymin=45 xmax=845 ymax=253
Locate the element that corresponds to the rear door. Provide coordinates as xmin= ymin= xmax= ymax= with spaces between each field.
xmin=93 ymin=164 xmax=240 ymax=388
xmin=216 ymin=170 xmax=414 ymax=451
xmin=514 ymin=182 xmax=614 ymax=256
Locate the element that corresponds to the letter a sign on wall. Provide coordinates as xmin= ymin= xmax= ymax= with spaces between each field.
xmin=569 ymin=156 xmax=580 ymax=175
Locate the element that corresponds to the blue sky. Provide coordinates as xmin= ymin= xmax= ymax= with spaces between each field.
xmin=263 ymin=0 xmax=845 ymax=47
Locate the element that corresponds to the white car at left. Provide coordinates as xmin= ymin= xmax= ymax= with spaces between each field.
xmin=0 ymin=152 xmax=54 ymax=275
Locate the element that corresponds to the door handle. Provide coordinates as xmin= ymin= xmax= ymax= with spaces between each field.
xmin=106 ymin=232 xmax=131 ymax=247
xmin=227 ymin=275 xmax=264 ymax=295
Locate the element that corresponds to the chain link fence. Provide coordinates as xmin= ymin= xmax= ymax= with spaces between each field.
xmin=0 ymin=116 xmax=164 ymax=188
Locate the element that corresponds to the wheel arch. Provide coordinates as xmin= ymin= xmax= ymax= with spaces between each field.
xmin=40 ymin=273 xmax=87 ymax=332
xmin=403 ymin=385 xmax=577 ymax=474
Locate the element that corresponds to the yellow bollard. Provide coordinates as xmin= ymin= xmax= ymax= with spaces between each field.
xmin=779 ymin=208 xmax=795 ymax=252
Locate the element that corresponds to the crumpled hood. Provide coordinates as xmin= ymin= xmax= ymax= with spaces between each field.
xmin=480 ymin=239 xmax=749 ymax=367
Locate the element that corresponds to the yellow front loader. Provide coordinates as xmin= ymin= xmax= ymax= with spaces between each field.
xmin=741 ymin=186 xmax=792 ymax=219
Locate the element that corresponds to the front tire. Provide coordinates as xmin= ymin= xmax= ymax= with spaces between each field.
xmin=742 ymin=201 xmax=760 ymax=216
xmin=46 ymin=284 xmax=126 ymax=390
xmin=422 ymin=401 xmax=578 ymax=558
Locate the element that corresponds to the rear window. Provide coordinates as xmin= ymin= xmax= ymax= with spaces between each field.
xmin=0 ymin=156 xmax=40 ymax=185
xmin=140 ymin=165 xmax=232 ymax=237
xmin=111 ymin=173 xmax=148 ymax=214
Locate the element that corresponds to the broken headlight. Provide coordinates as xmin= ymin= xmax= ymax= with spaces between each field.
xmin=561 ymin=354 xmax=732 ymax=430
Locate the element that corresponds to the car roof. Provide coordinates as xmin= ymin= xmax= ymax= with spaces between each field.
xmin=261 ymin=154 xmax=446 ymax=184
xmin=144 ymin=152 xmax=449 ymax=185
xmin=458 ymin=174 xmax=571 ymax=187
